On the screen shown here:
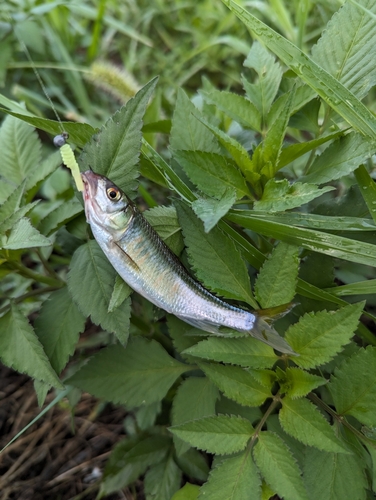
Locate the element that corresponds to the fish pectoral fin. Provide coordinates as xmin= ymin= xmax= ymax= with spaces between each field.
xmin=113 ymin=241 xmax=140 ymax=271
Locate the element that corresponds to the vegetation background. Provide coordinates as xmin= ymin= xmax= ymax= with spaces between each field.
xmin=0 ymin=0 xmax=376 ymax=499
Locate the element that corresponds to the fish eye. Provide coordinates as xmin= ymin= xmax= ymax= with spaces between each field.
xmin=106 ymin=187 xmax=121 ymax=201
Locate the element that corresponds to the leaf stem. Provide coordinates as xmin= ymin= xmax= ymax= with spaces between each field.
xmin=249 ymin=392 xmax=281 ymax=447
xmin=0 ymin=286 xmax=60 ymax=315
xmin=10 ymin=261 xmax=65 ymax=287
xmin=36 ymin=248 xmax=61 ymax=281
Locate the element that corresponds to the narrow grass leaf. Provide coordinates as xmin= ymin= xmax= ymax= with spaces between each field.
xmin=253 ymin=432 xmax=308 ymax=500
xmin=280 ymin=367 xmax=327 ymax=399
xmin=145 ymin=456 xmax=182 ymax=500
xmin=285 ymin=302 xmax=364 ymax=369
xmin=144 ymin=205 xmax=184 ymax=255
xmin=1 ymin=218 xmax=51 ymax=249
xmin=192 ymin=189 xmax=237 ymax=232
xmin=170 ymin=415 xmax=254 ymax=455
xmin=329 ymin=346 xmax=376 ymax=427
xmin=354 ymin=165 xmax=376 ymax=223
xmin=67 ymin=337 xmax=188 ymax=408
xmin=324 ymin=279 xmax=376 ymax=297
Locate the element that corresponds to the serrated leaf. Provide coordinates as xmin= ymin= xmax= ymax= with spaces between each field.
xmin=172 ymin=377 xmax=219 ymax=456
xmin=34 ymin=287 xmax=86 ymax=374
xmin=192 ymin=189 xmax=237 ymax=232
xmin=175 ymin=200 xmax=255 ymax=305
xmin=0 ymin=200 xmax=39 ymax=233
xmin=174 ymin=150 xmax=250 ymax=199
xmin=145 ymin=455 xmax=182 ymax=500
xmin=253 ymin=431 xmax=308 ymax=500
xmin=170 ymin=88 xmax=221 ymax=153
xmin=107 ymin=274 xmax=132 ymax=313
xmin=135 ymin=401 xmax=161 ymax=431
xmin=303 ymin=445 xmax=367 ymax=500
xmin=170 ymin=415 xmax=254 ymax=455
xmin=0 ymin=114 xmax=41 ymax=188
xmin=144 ymin=205 xmax=184 ymax=255
xmin=311 ymin=0 xmax=376 ymax=100
xmin=1 ymin=217 xmax=51 ymax=249
xmin=200 ymin=89 xmax=261 ymax=132
xmin=172 ymin=483 xmax=200 ymax=500
xmin=198 ymin=449 xmax=261 ymax=500
xmin=68 ymin=240 xmax=131 ymax=344
xmin=199 ymin=362 xmax=271 ymax=407
xmin=279 ymin=397 xmax=348 ymax=453
xmin=38 ymin=199 xmax=82 ymax=236
xmin=79 ymin=78 xmax=157 ymax=198
xmin=0 ymin=181 xmax=26 ymax=225
xmin=254 ymin=242 xmax=299 ymax=308
xmin=175 ymin=448 xmax=210 ymax=483
xmin=329 ymin=346 xmax=376 ymax=427
xmin=67 ymin=337 xmax=188 ymax=408
xmin=243 ymin=41 xmax=283 ymax=119
xmin=184 ymin=337 xmax=278 ymax=369
xmin=167 ymin=315 xmax=204 ymax=362
xmin=279 ymin=367 xmax=327 ymax=399
xmin=254 ymin=179 xmax=335 ymax=212
xmin=284 ymin=302 xmax=364 ymax=369
xmin=0 ymin=306 xmax=62 ymax=388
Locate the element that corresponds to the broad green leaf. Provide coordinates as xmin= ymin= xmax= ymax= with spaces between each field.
xmin=144 ymin=205 xmax=184 ymax=255
xmin=198 ymin=449 xmax=261 ymax=500
xmin=67 ymin=337 xmax=188 ymax=408
xmin=184 ymin=337 xmax=278 ymax=369
xmin=302 ymin=133 xmax=375 ymax=185
xmin=221 ymin=0 xmax=376 ymax=140
xmin=279 ymin=397 xmax=348 ymax=453
xmin=192 ymin=189 xmax=237 ymax=232
xmin=0 ymin=200 xmax=39 ymax=233
xmin=199 ymin=362 xmax=271 ymax=407
xmin=135 ymin=401 xmax=161 ymax=431
xmin=285 ymin=302 xmax=364 ymax=369
xmin=167 ymin=315 xmax=204 ymax=362
xmin=200 ymin=89 xmax=261 ymax=132
xmin=170 ymin=89 xmax=221 ymax=153
xmin=278 ymin=367 xmax=327 ymax=399
xmin=253 ymin=432 xmax=308 ymax=500
xmin=243 ymin=41 xmax=283 ymax=119
xmin=68 ymin=240 xmax=131 ymax=344
xmin=172 ymin=484 xmax=200 ymax=500
xmin=174 ymin=150 xmax=250 ymax=199
xmin=311 ymin=0 xmax=376 ymax=100
xmin=254 ymin=242 xmax=299 ymax=308
xmin=0 ymin=181 xmax=26 ymax=225
xmin=355 ymin=165 xmax=376 ymax=224
xmin=303 ymin=445 xmax=367 ymax=500
xmin=79 ymin=78 xmax=158 ymax=198
xmin=169 ymin=415 xmax=254 ymax=455
xmin=38 ymin=199 xmax=82 ymax=236
xmin=329 ymin=346 xmax=376 ymax=427
xmin=34 ymin=287 xmax=86 ymax=374
xmin=144 ymin=455 xmax=182 ymax=500
xmin=175 ymin=448 xmax=210 ymax=483
xmin=254 ymin=179 xmax=334 ymax=212
xmin=0 ymin=306 xmax=63 ymax=388
xmin=107 ymin=274 xmax=132 ymax=313
xmin=0 ymin=114 xmax=41 ymax=188
xmin=1 ymin=217 xmax=51 ymax=249
xmin=216 ymin=395 xmax=262 ymax=423
xmin=175 ymin=201 xmax=255 ymax=306
xmin=172 ymin=377 xmax=219 ymax=456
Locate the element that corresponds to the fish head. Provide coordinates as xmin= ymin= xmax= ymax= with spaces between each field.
xmin=81 ymin=170 xmax=131 ymax=231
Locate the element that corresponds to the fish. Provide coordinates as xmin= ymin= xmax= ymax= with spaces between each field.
xmin=81 ymin=170 xmax=295 ymax=354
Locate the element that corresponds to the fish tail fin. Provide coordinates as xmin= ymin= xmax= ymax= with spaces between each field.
xmin=249 ymin=315 xmax=297 ymax=355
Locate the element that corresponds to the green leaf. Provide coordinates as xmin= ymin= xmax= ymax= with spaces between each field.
xmin=284 ymin=302 xmax=364 ymax=369
xmin=221 ymin=0 xmax=376 ymax=140
xmin=184 ymin=337 xmax=278 ymax=369
xmin=38 ymin=199 xmax=82 ymax=236
xmin=303 ymin=446 xmax=367 ymax=500
xmin=254 ymin=242 xmax=299 ymax=308
xmin=199 ymin=362 xmax=271 ymax=407
xmin=68 ymin=240 xmax=131 ymax=344
xmin=0 ymin=200 xmax=40 ymax=234
xmin=324 ymin=279 xmax=376 ymax=297
xmin=135 ymin=401 xmax=161 ymax=431
xmin=200 ymin=89 xmax=261 ymax=132
xmin=243 ymin=41 xmax=283 ymax=119
xmin=172 ymin=484 xmax=200 ymax=500
xmin=145 ymin=455 xmax=182 ymax=500
xmin=279 ymin=367 xmax=327 ymax=399
xmin=144 ymin=205 xmax=184 ymax=255
xmin=329 ymin=346 xmax=376 ymax=427
xmin=0 ymin=306 xmax=63 ymax=388
xmin=170 ymin=88 xmax=221 ymax=153
xmin=67 ymin=337 xmax=188 ymax=408
xmin=0 ymin=181 xmax=26 ymax=225
xmin=192 ymin=189 xmax=237 ymax=232
xmin=198 ymin=450 xmax=261 ymax=500
xmin=254 ymin=179 xmax=334 ymax=212
xmin=169 ymin=415 xmax=254 ymax=455
xmin=355 ymin=165 xmax=376 ymax=224
xmin=34 ymin=287 xmax=86 ymax=374
xmin=279 ymin=397 xmax=348 ymax=453
xmin=167 ymin=315 xmax=204 ymax=362
xmin=311 ymin=0 xmax=376 ymax=100
xmin=1 ymin=217 xmax=51 ymax=249
xmin=107 ymin=274 xmax=132 ymax=313
xmin=172 ymin=377 xmax=219 ymax=456
xmin=175 ymin=448 xmax=210 ymax=483
xmin=0 ymin=114 xmax=41 ymax=188
xmin=174 ymin=150 xmax=250 ymax=199
xmin=302 ymin=132 xmax=375 ymax=185
xmin=79 ymin=78 xmax=158 ymax=198
xmin=253 ymin=431 xmax=308 ymax=500
xmin=175 ymin=201 xmax=255 ymax=306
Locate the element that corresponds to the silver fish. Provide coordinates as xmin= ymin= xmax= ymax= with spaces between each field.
xmin=81 ymin=170 xmax=295 ymax=354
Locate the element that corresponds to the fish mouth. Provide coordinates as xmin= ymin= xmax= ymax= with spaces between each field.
xmin=81 ymin=170 xmax=100 ymax=202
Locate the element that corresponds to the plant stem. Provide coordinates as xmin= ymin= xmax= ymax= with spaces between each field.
xmin=0 ymin=286 xmax=61 ymax=315
xmin=249 ymin=392 xmax=281 ymax=448
xmin=10 ymin=261 xmax=65 ymax=287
